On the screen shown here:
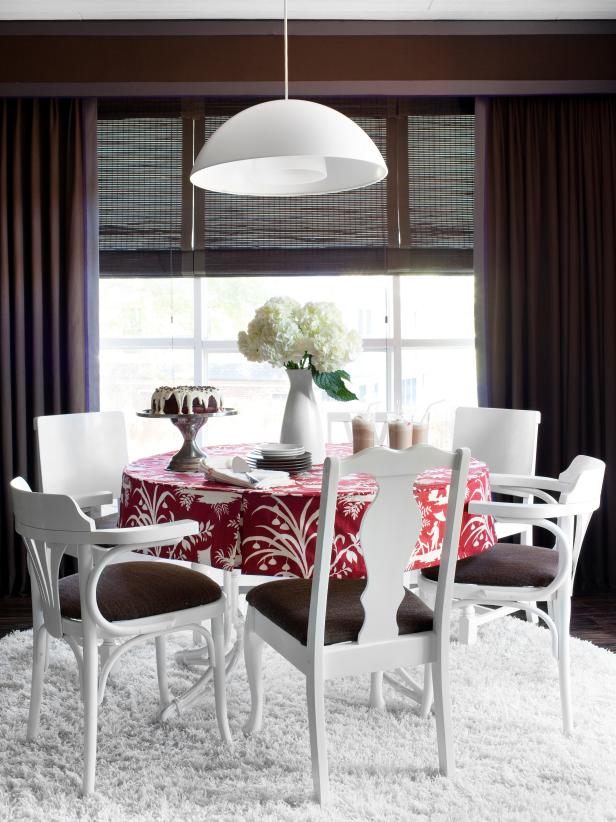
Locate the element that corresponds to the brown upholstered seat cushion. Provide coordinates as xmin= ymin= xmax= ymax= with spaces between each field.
xmin=246 ymin=578 xmax=433 ymax=646
xmin=421 ymin=543 xmax=559 ymax=588
xmin=59 ymin=562 xmax=222 ymax=622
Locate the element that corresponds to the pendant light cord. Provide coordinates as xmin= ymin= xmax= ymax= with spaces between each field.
xmin=284 ymin=0 xmax=289 ymax=100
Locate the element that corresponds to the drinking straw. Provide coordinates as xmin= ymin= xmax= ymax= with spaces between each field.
xmin=420 ymin=398 xmax=446 ymax=424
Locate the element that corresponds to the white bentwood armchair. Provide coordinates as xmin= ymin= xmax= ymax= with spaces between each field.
xmin=242 ymin=445 xmax=470 ymax=805
xmin=11 ymin=478 xmax=231 ymax=796
xmin=419 ymin=454 xmax=605 ymax=734
xmin=33 ymin=410 xmax=182 ymax=674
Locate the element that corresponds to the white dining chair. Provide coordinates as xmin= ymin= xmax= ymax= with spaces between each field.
xmin=34 ymin=411 xmax=129 ymax=527
xmin=452 ymin=406 xmax=541 ymax=539
xmin=451 ymin=406 xmax=542 ymax=632
xmin=11 ymin=477 xmax=232 ymax=796
xmin=418 ymin=454 xmax=605 ymax=734
xmin=243 ymin=444 xmax=470 ymax=805
xmin=452 ymin=407 xmax=540 ymax=474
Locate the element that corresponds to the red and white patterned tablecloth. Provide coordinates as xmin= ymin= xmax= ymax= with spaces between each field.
xmin=118 ymin=444 xmax=496 ymax=579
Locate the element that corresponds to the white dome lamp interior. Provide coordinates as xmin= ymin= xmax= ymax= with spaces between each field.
xmin=190 ymin=0 xmax=388 ymax=196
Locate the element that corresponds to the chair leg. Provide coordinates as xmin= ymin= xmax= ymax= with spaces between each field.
xmin=27 ymin=624 xmax=48 ymax=740
xmin=306 ymin=672 xmax=330 ymax=805
xmin=525 ymin=601 xmax=539 ymax=624
xmin=98 ymin=640 xmax=116 ymax=677
xmin=554 ymin=589 xmax=573 ymax=736
xmin=155 ymin=635 xmax=171 ymax=709
xmin=243 ymin=608 xmax=265 ymax=735
xmin=458 ymin=605 xmax=477 ymax=645
xmin=81 ymin=628 xmax=99 ymax=796
xmin=369 ymin=671 xmax=386 ymax=711
xmin=212 ymin=616 xmax=232 ymax=744
xmin=27 ymin=574 xmax=47 ymax=739
xmin=43 ymin=631 xmax=50 ymax=674
xmin=432 ymin=655 xmax=454 ymax=776
xmin=420 ymin=663 xmax=434 ymax=719
xmin=417 ymin=574 xmax=436 ymax=609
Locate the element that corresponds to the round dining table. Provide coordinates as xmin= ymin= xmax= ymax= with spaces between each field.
xmin=119 ymin=443 xmax=497 ymax=719
xmin=118 ymin=443 xmax=497 ymax=578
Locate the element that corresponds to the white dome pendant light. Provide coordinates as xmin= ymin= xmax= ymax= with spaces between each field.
xmin=190 ymin=0 xmax=387 ymax=196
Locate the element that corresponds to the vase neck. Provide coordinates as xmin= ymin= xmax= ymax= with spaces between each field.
xmin=286 ymin=367 xmax=314 ymax=392
xmin=286 ymin=367 xmax=311 ymax=381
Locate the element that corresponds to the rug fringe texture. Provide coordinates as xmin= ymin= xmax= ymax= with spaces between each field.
xmin=1 ymin=618 xmax=615 ymax=821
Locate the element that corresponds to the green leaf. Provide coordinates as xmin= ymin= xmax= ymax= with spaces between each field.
xmin=311 ymin=367 xmax=358 ymax=402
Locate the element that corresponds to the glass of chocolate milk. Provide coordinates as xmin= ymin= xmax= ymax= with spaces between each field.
xmin=412 ymin=419 xmax=429 ymax=445
xmin=387 ymin=415 xmax=413 ymax=449
xmin=352 ymin=413 xmax=376 ymax=453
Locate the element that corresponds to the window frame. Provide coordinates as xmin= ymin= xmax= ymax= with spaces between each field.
xmin=99 ymin=272 xmax=476 ymax=416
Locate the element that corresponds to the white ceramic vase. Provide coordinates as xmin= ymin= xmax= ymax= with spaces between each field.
xmin=280 ymin=368 xmax=325 ymax=464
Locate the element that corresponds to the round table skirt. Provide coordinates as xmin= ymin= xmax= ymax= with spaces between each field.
xmin=119 ymin=444 xmax=496 ymax=579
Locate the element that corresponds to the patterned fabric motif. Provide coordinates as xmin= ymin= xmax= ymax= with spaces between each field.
xmin=119 ymin=444 xmax=496 ymax=579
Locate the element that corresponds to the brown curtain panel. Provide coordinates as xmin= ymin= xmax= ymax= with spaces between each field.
xmin=0 ymin=98 xmax=98 ymax=596
xmin=477 ymin=95 xmax=616 ymax=592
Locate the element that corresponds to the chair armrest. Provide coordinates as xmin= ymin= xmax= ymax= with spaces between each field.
xmin=85 ymin=519 xmax=218 ymax=638
xmin=73 ymin=490 xmax=115 ymax=508
xmin=489 ymin=486 xmax=558 ymax=505
xmin=91 ymin=518 xmax=200 ymax=547
xmin=489 ymin=473 xmax=570 ymax=494
xmin=469 ymin=499 xmax=597 ymax=520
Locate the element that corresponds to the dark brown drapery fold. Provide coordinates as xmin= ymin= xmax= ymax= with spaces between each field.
xmin=0 ymin=98 xmax=98 ymax=596
xmin=477 ymin=95 xmax=616 ymax=592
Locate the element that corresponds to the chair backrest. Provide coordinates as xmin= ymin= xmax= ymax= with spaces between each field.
xmin=452 ymin=406 xmax=541 ymax=474
xmin=308 ymin=445 xmax=470 ymax=650
xmin=557 ymin=455 xmax=605 ymax=579
xmin=34 ymin=411 xmax=129 ymax=499
xmin=11 ymin=477 xmax=95 ymax=638
xmin=326 ymin=411 xmax=389 ymax=445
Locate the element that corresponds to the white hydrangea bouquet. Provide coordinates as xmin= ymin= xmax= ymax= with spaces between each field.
xmin=238 ymin=297 xmax=362 ymax=401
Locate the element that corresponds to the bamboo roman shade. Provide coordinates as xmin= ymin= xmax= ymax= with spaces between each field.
xmin=98 ymin=100 xmax=184 ymax=276
xmin=405 ymin=112 xmax=474 ymax=270
xmin=98 ymin=97 xmax=474 ymax=277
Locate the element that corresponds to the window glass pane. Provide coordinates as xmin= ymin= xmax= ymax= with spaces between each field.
xmin=342 ymin=350 xmax=388 ymax=409
xmin=202 ymin=349 xmax=389 ymax=447
xmin=98 ymin=275 xmax=477 ymax=456
xmin=100 ymin=347 xmax=194 ymax=459
xmin=204 ymin=275 xmax=389 ymax=341
xmin=400 ymin=275 xmax=474 ymax=339
xmin=203 ymin=353 xmax=288 ymax=445
xmin=401 ymin=346 xmax=477 ymax=447
xmin=99 ymin=278 xmax=194 ymax=338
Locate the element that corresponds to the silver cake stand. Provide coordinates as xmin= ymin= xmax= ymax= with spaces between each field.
xmin=137 ymin=409 xmax=238 ymax=472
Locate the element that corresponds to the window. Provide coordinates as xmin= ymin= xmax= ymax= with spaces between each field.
xmin=97 ymin=97 xmax=477 ymax=457
xmin=99 ymin=274 xmax=476 ymax=458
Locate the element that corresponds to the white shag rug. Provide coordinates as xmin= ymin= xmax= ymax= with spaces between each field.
xmin=1 ymin=619 xmax=615 ymax=822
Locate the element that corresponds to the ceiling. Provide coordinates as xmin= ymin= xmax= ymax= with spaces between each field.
xmin=2 ymin=1 xmax=615 ymax=21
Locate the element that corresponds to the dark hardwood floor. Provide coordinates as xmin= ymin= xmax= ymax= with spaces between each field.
xmin=1 ymin=594 xmax=615 ymax=650
xmin=0 ymin=597 xmax=33 ymax=638
xmin=567 ymin=594 xmax=616 ymax=653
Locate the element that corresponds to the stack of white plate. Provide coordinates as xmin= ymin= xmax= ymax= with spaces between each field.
xmin=246 ymin=443 xmax=312 ymax=473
